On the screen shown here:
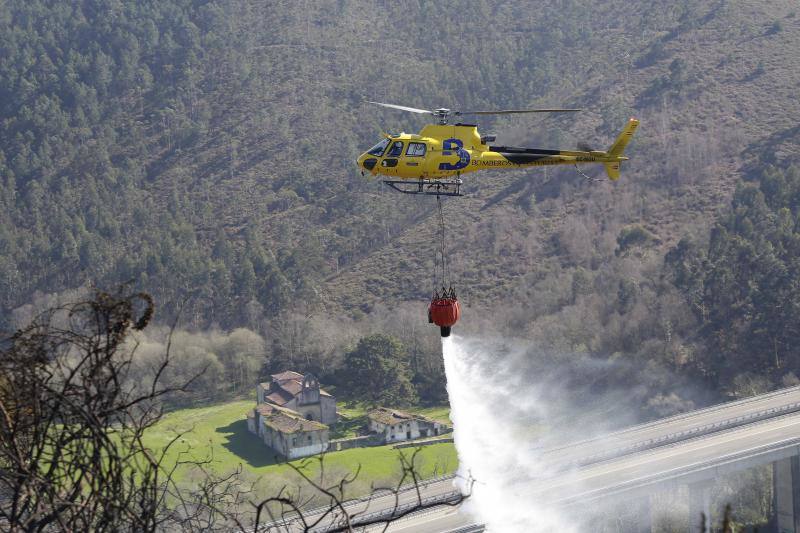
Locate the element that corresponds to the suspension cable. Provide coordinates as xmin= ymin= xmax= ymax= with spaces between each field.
xmin=432 ymin=207 xmax=440 ymax=297
xmin=436 ymin=194 xmax=449 ymax=295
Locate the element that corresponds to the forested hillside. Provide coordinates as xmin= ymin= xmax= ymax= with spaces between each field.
xmin=2 ymin=0 xmax=799 ymax=408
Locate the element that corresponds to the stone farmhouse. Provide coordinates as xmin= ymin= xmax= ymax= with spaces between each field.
xmin=367 ymin=407 xmax=444 ymax=444
xmin=247 ymin=403 xmax=329 ymax=459
xmin=247 ymin=370 xmax=337 ymax=459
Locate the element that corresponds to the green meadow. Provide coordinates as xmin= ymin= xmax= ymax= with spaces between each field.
xmin=143 ymin=400 xmax=457 ymax=494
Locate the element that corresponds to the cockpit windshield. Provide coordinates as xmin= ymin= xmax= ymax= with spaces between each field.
xmin=367 ymin=138 xmax=390 ymax=156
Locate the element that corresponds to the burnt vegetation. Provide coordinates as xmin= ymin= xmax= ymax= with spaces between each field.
xmin=0 ymin=289 xmax=469 ymax=531
xmin=0 ymin=290 xmax=196 ymax=531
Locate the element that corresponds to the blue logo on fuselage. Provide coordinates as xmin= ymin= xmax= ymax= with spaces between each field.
xmin=439 ymin=138 xmax=470 ymax=171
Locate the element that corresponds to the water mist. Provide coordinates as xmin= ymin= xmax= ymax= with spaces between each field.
xmin=442 ymin=335 xmax=575 ymax=532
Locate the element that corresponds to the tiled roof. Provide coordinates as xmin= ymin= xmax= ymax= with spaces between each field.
xmin=259 ymin=370 xmax=334 ymax=406
xmin=256 ymin=403 xmax=328 ymax=434
xmin=255 ymin=404 xmax=280 ymax=416
xmin=368 ymin=407 xmax=435 ymax=426
xmin=271 ymin=370 xmax=304 ymax=382
xmin=281 ymin=379 xmax=303 ymax=395
xmin=265 ymin=388 xmax=294 ymax=406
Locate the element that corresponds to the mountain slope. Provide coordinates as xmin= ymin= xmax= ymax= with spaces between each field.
xmin=1 ymin=0 xmax=799 ymax=340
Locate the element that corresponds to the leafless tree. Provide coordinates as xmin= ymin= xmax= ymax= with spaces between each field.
xmin=0 ymin=289 xmax=470 ymax=532
xmin=0 ymin=289 xmax=212 ymax=531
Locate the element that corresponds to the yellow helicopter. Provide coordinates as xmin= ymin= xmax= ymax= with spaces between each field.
xmin=357 ymin=101 xmax=639 ymax=196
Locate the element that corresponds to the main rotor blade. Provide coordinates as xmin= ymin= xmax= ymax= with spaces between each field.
xmin=457 ymin=108 xmax=582 ymax=115
xmin=366 ymin=101 xmax=434 ymax=115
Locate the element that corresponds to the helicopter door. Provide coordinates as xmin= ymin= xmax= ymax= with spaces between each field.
xmin=381 ymin=140 xmax=403 ymax=175
xmin=404 ymin=142 xmax=427 ymax=177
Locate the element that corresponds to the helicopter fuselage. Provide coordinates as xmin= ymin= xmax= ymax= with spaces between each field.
xmin=357 ymin=120 xmax=638 ymax=184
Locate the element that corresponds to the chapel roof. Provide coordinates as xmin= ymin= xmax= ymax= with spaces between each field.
xmin=258 ymin=370 xmax=334 ymax=406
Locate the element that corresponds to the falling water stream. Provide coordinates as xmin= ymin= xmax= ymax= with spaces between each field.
xmin=442 ymin=335 xmax=575 ymax=532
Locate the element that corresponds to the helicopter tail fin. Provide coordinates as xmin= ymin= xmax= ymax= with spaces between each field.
xmin=603 ymin=118 xmax=639 ymax=180
xmin=608 ymin=118 xmax=639 ymax=158
xmin=604 ymin=162 xmax=621 ymax=180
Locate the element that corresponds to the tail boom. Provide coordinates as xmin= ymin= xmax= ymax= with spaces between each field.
xmin=428 ymin=118 xmax=639 ymax=180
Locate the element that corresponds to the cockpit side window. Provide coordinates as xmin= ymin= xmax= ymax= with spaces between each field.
xmin=387 ymin=141 xmax=404 ymax=157
xmin=406 ymin=142 xmax=426 ymax=157
xmin=367 ymin=138 xmax=390 ymax=156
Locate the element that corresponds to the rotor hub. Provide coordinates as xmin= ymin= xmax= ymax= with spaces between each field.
xmin=432 ymin=108 xmax=451 ymax=125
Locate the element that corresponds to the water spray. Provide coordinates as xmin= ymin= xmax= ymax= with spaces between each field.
xmin=442 ymin=336 xmax=575 ymax=532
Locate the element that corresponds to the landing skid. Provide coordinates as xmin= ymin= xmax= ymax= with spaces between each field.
xmin=382 ymin=178 xmax=463 ymax=197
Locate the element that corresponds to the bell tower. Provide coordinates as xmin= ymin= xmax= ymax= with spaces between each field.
xmin=299 ymin=373 xmax=320 ymax=405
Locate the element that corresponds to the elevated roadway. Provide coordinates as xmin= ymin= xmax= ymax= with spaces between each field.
xmin=260 ymin=475 xmax=463 ymax=532
xmin=536 ymin=410 xmax=800 ymax=506
xmin=540 ymin=384 xmax=800 ymax=470
xmin=372 ymin=507 xmax=480 ymax=532
xmin=264 ymin=385 xmax=800 ymax=531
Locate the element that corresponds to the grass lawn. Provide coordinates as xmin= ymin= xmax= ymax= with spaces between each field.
xmin=143 ymin=400 xmax=457 ymax=491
